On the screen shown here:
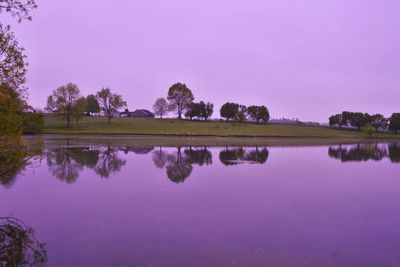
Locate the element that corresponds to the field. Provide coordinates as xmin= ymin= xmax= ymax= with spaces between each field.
xmin=41 ymin=115 xmax=400 ymax=140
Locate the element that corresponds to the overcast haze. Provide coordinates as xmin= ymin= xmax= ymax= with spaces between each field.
xmin=9 ymin=0 xmax=400 ymax=122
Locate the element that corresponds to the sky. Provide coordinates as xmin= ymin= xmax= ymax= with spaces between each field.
xmin=7 ymin=0 xmax=400 ymax=122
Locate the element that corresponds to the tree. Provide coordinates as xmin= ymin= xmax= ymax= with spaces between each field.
xmin=167 ymin=83 xmax=194 ymax=119
xmin=85 ymin=94 xmax=99 ymax=114
xmin=236 ymin=105 xmax=247 ymax=122
xmin=247 ymin=105 xmax=270 ymax=123
xmin=0 ymin=0 xmax=37 ymax=139
xmin=361 ymin=123 xmax=374 ymax=137
xmin=220 ymin=102 xmax=239 ymax=121
xmin=348 ymin=112 xmax=370 ymax=130
xmin=152 ymin=97 xmax=168 ymax=119
xmin=45 ymin=83 xmax=81 ymax=128
xmin=0 ymin=84 xmax=24 ymax=137
xmin=72 ymin=97 xmax=87 ymax=126
xmin=184 ymin=102 xmax=200 ymax=120
xmin=389 ymin=113 xmax=400 ymax=134
xmin=199 ymin=101 xmax=213 ymax=121
xmin=96 ymin=87 xmax=127 ymax=123
xmin=370 ymin=114 xmax=388 ymax=132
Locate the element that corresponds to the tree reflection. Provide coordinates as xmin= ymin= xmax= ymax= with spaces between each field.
xmin=184 ymin=147 xmax=212 ymax=166
xmin=46 ymin=145 xmax=127 ymax=182
xmin=0 ymin=217 xmax=47 ymax=266
xmin=46 ymin=147 xmax=83 ymax=183
xmin=152 ymin=147 xmax=214 ymax=183
xmin=166 ymin=148 xmax=193 ymax=183
xmin=0 ymin=138 xmax=43 ymax=188
xmin=388 ymin=143 xmax=400 ymax=163
xmin=219 ymin=147 xmax=269 ymax=165
xmin=328 ymin=144 xmax=388 ymax=162
xmin=94 ymin=146 xmax=127 ymax=178
xmin=152 ymin=147 xmax=168 ymax=168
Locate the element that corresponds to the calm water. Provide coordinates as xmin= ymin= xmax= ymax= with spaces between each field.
xmin=1 ymin=139 xmax=400 ymax=266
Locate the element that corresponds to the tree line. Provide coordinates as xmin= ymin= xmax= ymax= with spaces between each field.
xmin=329 ymin=111 xmax=400 ymax=133
xmin=46 ymin=83 xmax=126 ymax=127
xmin=153 ymin=82 xmax=270 ymax=123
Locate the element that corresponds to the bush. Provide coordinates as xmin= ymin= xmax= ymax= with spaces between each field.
xmin=22 ymin=112 xmax=44 ymax=133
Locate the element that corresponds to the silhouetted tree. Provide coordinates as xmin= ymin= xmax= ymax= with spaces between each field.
xmin=0 ymin=216 xmax=47 ymax=267
xmin=247 ymin=105 xmax=270 ymax=123
xmin=389 ymin=113 xmax=400 ymax=134
xmin=85 ymin=94 xmax=100 ymax=114
xmin=153 ymin=97 xmax=169 ymax=119
xmin=199 ymin=101 xmax=213 ymax=121
xmin=96 ymin=87 xmax=127 ymax=123
xmin=46 ymin=83 xmax=82 ymax=128
xmin=349 ymin=112 xmax=370 ymax=130
xmin=167 ymin=83 xmax=194 ymax=119
xmin=184 ymin=102 xmax=200 ymax=120
xmin=245 ymin=147 xmax=269 ymax=164
xmin=220 ymin=102 xmax=239 ymax=121
xmin=370 ymin=114 xmax=388 ymax=132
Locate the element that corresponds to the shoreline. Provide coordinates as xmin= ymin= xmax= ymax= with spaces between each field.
xmin=24 ymin=133 xmax=400 ymax=147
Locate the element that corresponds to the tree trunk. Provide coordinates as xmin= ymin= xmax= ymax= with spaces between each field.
xmin=67 ymin=112 xmax=70 ymax=128
xmin=108 ymin=116 xmax=111 ymax=123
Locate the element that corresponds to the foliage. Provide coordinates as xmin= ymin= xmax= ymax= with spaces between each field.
xmin=45 ymin=83 xmax=82 ymax=128
xmin=184 ymin=102 xmax=200 ymax=120
xmin=0 ymin=24 xmax=27 ymax=91
xmin=220 ymin=102 xmax=239 ymax=121
xmin=72 ymin=97 xmax=87 ymax=126
xmin=0 ymin=83 xmax=23 ymax=136
xmin=0 ymin=0 xmax=38 ymax=22
xmin=0 ymin=216 xmax=47 ymax=267
xmin=85 ymin=94 xmax=100 ymax=114
xmin=247 ymin=105 xmax=270 ymax=123
xmin=0 ymin=137 xmax=43 ymax=187
xmin=96 ymin=87 xmax=127 ymax=123
xmin=329 ymin=111 xmax=374 ymax=131
xmin=153 ymin=97 xmax=168 ymax=119
xmin=200 ymin=101 xmax=213 ymax=121
xmin=370 ymin=114 xmax=388 ymax=132
xmin=389 ymin=113 xmax=400 ymax=134
xmin=22 ymin=110 xmax=44 ymax=133
xmin=236 ymin=105 xmax=247 ymax=122
xmin=167 ymin=83 xmax=194 ymax=119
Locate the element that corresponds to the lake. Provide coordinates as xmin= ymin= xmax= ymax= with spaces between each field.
xmin=1 ymin=137 xmax=400 ymax=266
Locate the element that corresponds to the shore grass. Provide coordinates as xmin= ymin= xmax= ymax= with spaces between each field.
xmin=42 ymin=115 xmax=400 ymax=140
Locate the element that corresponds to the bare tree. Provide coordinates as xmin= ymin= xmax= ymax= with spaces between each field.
xmin=153 ymin=97 xmax=169 ymax=119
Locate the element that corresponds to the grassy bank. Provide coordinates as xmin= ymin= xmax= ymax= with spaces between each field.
xmin=42 ymin=116 xmax=400 ymax=140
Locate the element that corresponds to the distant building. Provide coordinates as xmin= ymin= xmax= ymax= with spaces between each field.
xmin=119 ymin=109 xmax=155 ymax=118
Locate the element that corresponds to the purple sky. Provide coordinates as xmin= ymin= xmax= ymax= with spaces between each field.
xmin=9 ymin=0 xmax=400 ymax=122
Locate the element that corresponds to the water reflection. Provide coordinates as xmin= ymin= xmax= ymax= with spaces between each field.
xmin=46 ymin=146 xmax=128 ymax=183
xmin=0 ymin=216 xmax=47 ymax=266
xmin=328 ymin=143 xmax=400 ymax=163
xmin=0 ymin=138 xmax=43 ymax=188
xmin=152 ymin=147 xmax=213 ymax=183
xmin=219 ymin=147 xmax=269 ymax=165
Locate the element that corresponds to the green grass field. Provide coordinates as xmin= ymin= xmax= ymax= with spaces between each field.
xmin=41 ymin=115 xmax=400 ymax=140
